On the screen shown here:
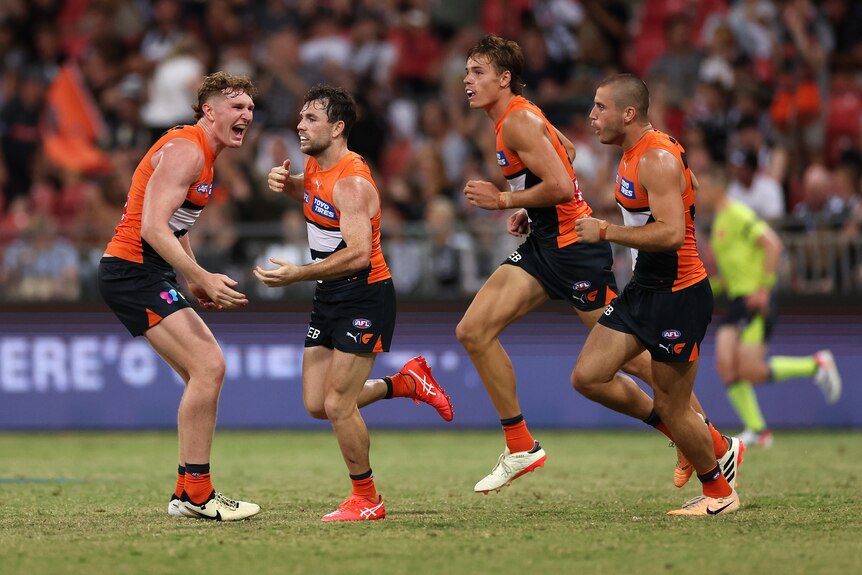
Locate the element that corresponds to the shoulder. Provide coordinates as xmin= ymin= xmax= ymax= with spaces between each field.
xmin=726 ymin=200 xmax=757 ymax=221
xmin=637 ymin=147 xmax=680 ymax=174
xmin=501 ymin=109 xmax=547 ymax=149
xmin=153 ymin=137 xmax=205 ymax=176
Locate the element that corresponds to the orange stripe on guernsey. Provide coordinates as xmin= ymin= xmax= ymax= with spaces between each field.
xmin=105 ymin=125 xmax=216 ymax=265
xmin=494 ymin=96 xmax=591 ymax=248
xmin=614 ymin=130 xmax=706 ymax=291
xmin=303 ymin=152 xmax=391 ymax=287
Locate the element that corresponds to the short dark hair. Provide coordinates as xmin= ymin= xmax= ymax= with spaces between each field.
xmin=192 ymin=71 xmax=257 ymax=120
xmin=467 ymin=34 xmax=525 ymax=96
xmin=303 ymin=84 xmax=358 ymax=139
xmin=598 ymin=73 xmax=650 ymax=118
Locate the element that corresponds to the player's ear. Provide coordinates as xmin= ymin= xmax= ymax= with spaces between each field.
xmin=500 ymin=70 xmax=511 ymax=90
xmin=332 ymin=120 xmax=345 ymax=139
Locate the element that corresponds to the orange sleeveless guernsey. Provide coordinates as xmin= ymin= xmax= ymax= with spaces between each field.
xmin=494 ymin=96 xmax=591 ymax=248
xmin=105 ymin=125 xmax=216 ymax=268
xmin=614 ymin=129 xmax=706 ymax=291
xmin=303 ymin=151 xmax=391 ymax=288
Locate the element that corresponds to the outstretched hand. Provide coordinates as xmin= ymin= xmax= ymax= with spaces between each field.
xmin=191 ymin=274 xmax=248 ymax=310
xmin=254 ymin=257 xmax=302 ymax=288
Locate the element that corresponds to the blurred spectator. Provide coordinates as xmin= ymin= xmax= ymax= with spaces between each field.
xmin=688 ymin=80 xmax=733 ymax=164
xmin=581 ymin=0 xmax=630 ymax=73
xmin=299 ymin=12 xmax=352 ymax=87
xmin=0 ymin=69 xmax=45 ymax=204
xmin=390 ymin=8 xmax=443 ymax=98
xmin=140 ymin=35 xmax=206 ymax=139
xmin=422 ymin=195 xmax=477 ymax=298
xmin=380 ymin=205 xmax=423 ymax=296
xmin=727 ymin=0 xmax=777 ymax=76
xmin=255 ymin=29 xmax=320 ymax=131
xmin=646 ymin=13 xmax=704 ymax=133
xmin=769 ymin=0 xmax=833 ymax=162
xmin=530 ymin=0 xmax=585 ymax=70
xmin=727 ymin=148 xmax=785 ymax=221
xmin=347 ymin=10 xmax=397 ymax=95
xmin=791 ymin=163 xmax=845 ymax=228
xmin=820 ymin=0 xmax=862 ymax=72
xmin=789 ymin=163 xmax=846 ymax=293
xmin=1 ymin=212 xmax=79 ymax=302
xmin=138 ymin=0 xmax=188 ymax=64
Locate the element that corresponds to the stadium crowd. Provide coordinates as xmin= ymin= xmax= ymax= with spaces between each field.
xmin=1 ymin=0 xmax=861 ymax=303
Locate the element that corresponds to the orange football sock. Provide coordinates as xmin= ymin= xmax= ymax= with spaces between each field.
xmin=184 ymin=463 xmax=214 ymax=504
xmin=698 ymin=465 xmax=733 ymax=498
xmin=643 ymin=409 xmax=674 ymax=441
xmin=502 ymin=417 xmax=535 ymax=453
xmin=384 ymin=373 xmax=414 ymax=398
xmin=707 ymin=420 xmax=728 ymax=458
xmin=174 ymin=465 xmax=185 ymax=498
xmin=350 ymin=470 xmax=379 ymax=501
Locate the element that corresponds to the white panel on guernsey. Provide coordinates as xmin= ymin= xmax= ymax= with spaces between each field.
xmin=306 ymin=223 xmax=343 ymax=261
xmin=168 ymin=206 xmax=202 ymax=233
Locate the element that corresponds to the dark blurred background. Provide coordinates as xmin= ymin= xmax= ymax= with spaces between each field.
xmin=1 ymin=0 xmax=861 ymax=307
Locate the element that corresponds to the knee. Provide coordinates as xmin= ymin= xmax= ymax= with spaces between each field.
xmin=716 ymin=365 xmax=739 ymax=387
xmin=455 ymin=318 xmax=484 ymax=352
xmin=323 ymin=393 xmax=352 ymax=422
xmin=189 ymin=353 xmax=226 ymax=392
xmin=571 ymin=362 xmax=598 ymax=396
xmin=651 ymin=393 xmax=672 ymax=417
xmin=305 ymin=405 xmax=327 ymax=420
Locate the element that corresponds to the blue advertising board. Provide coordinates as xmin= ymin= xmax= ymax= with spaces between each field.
xmin=0 ymin=311 xmax=858 ymax=429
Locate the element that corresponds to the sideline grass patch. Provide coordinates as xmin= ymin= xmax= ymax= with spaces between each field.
xmin=1 ymin=430 xmax=859 ymax=575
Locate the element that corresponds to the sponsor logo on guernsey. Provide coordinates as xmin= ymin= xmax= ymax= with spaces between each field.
xmin=195 ymin=182 xmax=213 ymax=197
xmin=312 ymin=196 xmax=336 ymax=219
xmin=496 ymin=150 xmax=509 ymax=167
xmin=352 ymin=318 xmax=372 ymax=329
xmin=619 ymin=176 xmax=636 ymax=199
xmin=662 ymin=329 xmax=682 ymax=340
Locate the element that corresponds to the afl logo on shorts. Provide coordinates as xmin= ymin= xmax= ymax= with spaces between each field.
xmin=573 ymin=281 xmax=591 ymax=291
xmin=662 ymin=329 xmax=682 ymax=340
xmin=352 ymin=318 xmax=372 ymax=329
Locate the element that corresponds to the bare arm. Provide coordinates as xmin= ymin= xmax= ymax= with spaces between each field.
xmin=576 ymin=148 xmax=686 ymax=251
xmin=267 ymin=159 xmax=306 ymax=203
xmin=464 ymin=110 xmax=574 ymax=210
xmin=141 ymin=139 xmax=247 ymax=308
xmin=746 ymin=223 xmax=783 ymax=314
xmin=255 ymin=176 xmax=376 ymax=286
xmin=553 ymin=126 xmax=576 ymax=164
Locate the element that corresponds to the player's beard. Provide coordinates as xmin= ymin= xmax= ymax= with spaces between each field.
xmin=301 ymin=137 xmax=329 ymax=157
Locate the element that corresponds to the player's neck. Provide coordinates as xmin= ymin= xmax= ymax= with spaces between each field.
xmin=196 ymin=120 xmax=222 ymax=156
xmin=622 ymin=123 xmax=654 ymax=152
xmin=313 ymin=140 xmax=349 ymax=170
xmin=485 ymin=92 xmax=516 ymax=123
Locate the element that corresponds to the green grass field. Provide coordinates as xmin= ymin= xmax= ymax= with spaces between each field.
xmin=1 ymin=430 xmax=859 ymax=575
